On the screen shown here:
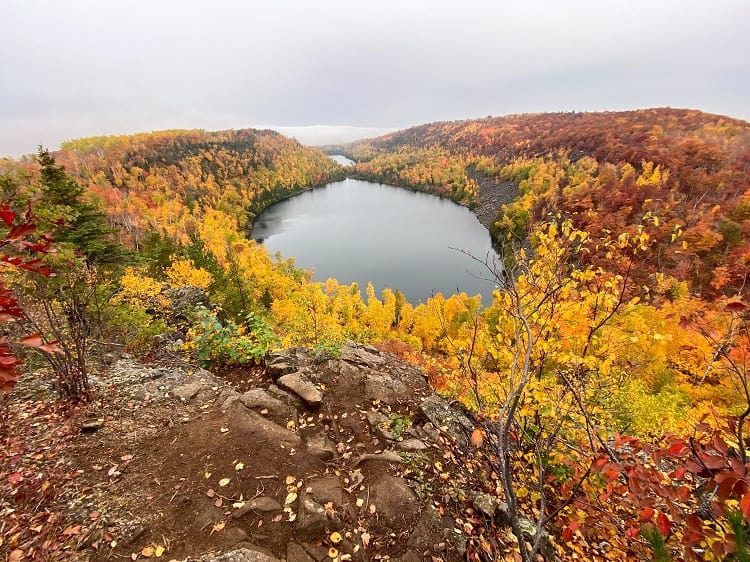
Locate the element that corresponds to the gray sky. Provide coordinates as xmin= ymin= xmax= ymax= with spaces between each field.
xmin=1 ymin=0 xmax=748 ymax=156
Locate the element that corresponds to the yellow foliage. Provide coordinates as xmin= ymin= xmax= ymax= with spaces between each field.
xmin=165 ymin=258 xmax=213 ymax=290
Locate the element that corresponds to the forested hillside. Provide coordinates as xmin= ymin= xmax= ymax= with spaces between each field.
xmin=343 ymin=108 xmax=750 ymax=296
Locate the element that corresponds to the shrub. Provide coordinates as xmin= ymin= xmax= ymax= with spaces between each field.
xmin=187 ymin=306 xmax=278 ymax=368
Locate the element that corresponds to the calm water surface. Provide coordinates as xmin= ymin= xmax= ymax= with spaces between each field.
xmin=252 ymin=178 xmax=499 ymax=304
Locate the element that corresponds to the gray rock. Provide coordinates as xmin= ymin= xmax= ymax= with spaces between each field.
xmin=227 ymin=402 xmax=301 ymax=447
xmin=286 ymin=543 xmax=316 ymax=562
xmin=218 ymin=526 xmax=249 ymax=548
xmin=232 ymin=497 xmax=283 ymax=519
xmin=277 ymin=373 xmax=323 ymax=407
xmin=216 ymin=389 xmax=241 ymax=412
xmin=473 ymin=493 xmax=496 ymax=518
xmin=341 ymin=343 xmax=386 ymax=367
xmin=170 ymin=382 xmax=204 ymax=401
xmin=418 ymin=395 xmax=473 ymax=447
xmin=306 ymin=433 xmax=336 ymax=461
xmin=407 ymin=504 xmax=444 ymax=552
xmin=396 ymin=438 xmax=428 ymax=452
xmin=163 ymin=285 xmax=210 ymax=325
xmin=296 ymin=495 xmax=328 ymax=538
xmin=363 ymin=371 xmax=408 ymax=404
xmin=370 ymin=474 xmax=419 ymax=525
xmin=240 ymin=388 xmax=296 ymax=422
xmin=267 ymin=361 xmax=296 ymax=380
xmin=306 ymin=475 xmax=346 ymax=507
xmin=195 ymin=546 xmax=279 ymax=562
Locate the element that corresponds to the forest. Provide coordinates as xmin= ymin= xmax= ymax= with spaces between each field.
xmin=1 ymin=109 xmax=750 ymax=561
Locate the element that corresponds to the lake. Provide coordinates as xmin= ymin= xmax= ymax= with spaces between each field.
xmin=251 ymin=177 xmax=500 ymax=304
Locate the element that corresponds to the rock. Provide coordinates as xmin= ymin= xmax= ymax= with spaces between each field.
xmin=340 ymin=343 xmax=386 ymax=367
xmin=306 ymin=432 xmax=336 ymax=461
xmin=218 ymin=526 xmax=249 ymax=548
xmin=394 ymin=552 xmax=422 ymax=562
xmin=407 ymin=505 xmax=445 ymax=552
xmin=195 ymin=546 xmax=280 ymax=562
xmin=170 ymin=382 xmax=204 ymax=401
xmin=277 ymin=373 xmax=323 ymax=407
xmin=81 ymin=418 xmax=105 ymax=433
xmin=216 ymin=389 xmax=241 ymax=412
xmin=396 ymin=438 xmax=428 ymax=452
xmin=473 ymin=493 xmax=496 ymax=518
xmin=163 ymin=285 xmax=210 ymax=324
xmin=286 ymin=543 xmax=316 ymax=562
xmin=240 ymin=388 xmax=296 ymax=422
xmin=306 ymin=475 xmax=346 ymax=507
xmin=227 ymin=401 xmax=301 ymax=447
xmin=365 ymin=411 xmax=394 ymax=442
xmin=296 ymin=496 xmax=329 ymax=538
xmin=370 ymin=474 xmax=419 ymax=525
xmin=232 ymin=497 xmax=283 ymax=519
xmin=363 ymin=371 xmax=408 ymax=404
xmin=418 ymin=395 xmax=473 ymax=447
xmin=267 ymin=361 xmax=296 ymax=380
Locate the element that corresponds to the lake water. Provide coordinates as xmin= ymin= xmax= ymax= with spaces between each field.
xmin=251 ymin=178 xmax=499 ymax=304
xmin=329 ymin=154 xmax=354 ymax=166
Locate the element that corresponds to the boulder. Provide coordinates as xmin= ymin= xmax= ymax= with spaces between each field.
xmin=194 ymin=546 xmax=279 ymax=562
xmin=277 ymin=373 xmax=323 ymax=407
xmin=227 ymin=402 xmax=301 ymax=447
xmin=232 ymin=497 xmax=283 ymax=519
xmin=170 ymin=382 xmax=204 ymax=401
xmin=296 ymin=496 xmax=329 ymax=538
xmin=340 ymin=343 xmax=386 ymax=367
xmin=418 ymin=395 xmax=473 ymax=447
xmin=239 ymin=388 xmax=297 ymax=422
xmin=370 ymin=474 xmax=419 ymax=526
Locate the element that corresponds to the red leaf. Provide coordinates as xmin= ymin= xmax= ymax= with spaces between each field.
xmin=685 ymin=514 xmax=704 ymax=533
xmin=21 ymin=333 xmax=43 ymax=348
xmin=741 ymin=491 xmax=750 ymax=517
xmin=667 ymin=441 xmax=688 ymax=455
xmin=7 ymin=223 xmax=36 ymax=240
xmin=7 ymin=471 xmax=23 ymax=484
xmin=671 ymin=467 xmax=687 ymax=480
xmin=562 ymin=521 xmax=579 ymax=542
xmin=638 ymin=507 xmax=655 ymax=522
xmin=471 ymin=428 xmax=484 ymax=448
xmin=0 ymin=207 xmax=16 ymax=228
xmin=656 ymin=511 xmax=671 ymax=537
xmin=726 ymin=301 xmax=747 ymax=312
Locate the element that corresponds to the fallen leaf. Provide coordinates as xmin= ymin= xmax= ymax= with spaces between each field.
xmin=7 ymin=472 xmax=23 ymax=484
xmin=220 ymin=426 xmax=229 ymax=433
xmin=211 ymin=521 xmax=226 ymax=533
xmin=273 ymin=514 xmax=283 ymax=522
xmin=328 ymin=547 xmax=339 ymax=559
xmin=471 ymin=428 xmax=484 ymax=448
xmin=218 ymin=478 xmax=230 ymax=487
xmin=204 ymin=472 xmax=211 ymax=479
xmin=142 ymin=546 xmax=155 ymax=557
xmin=154 ymin=545 xmax=165 ymax=557
xmin=235 ymin=462 xmax=244 ymax=471
xmin=285 ymin=475 xmax=296 ymax=484
xmin=330 ymin=531 xmax=343 ymax=544
xmin=285 ymin=492 xmax=298 ymax=505
xmin=9 ymin=549 xmax=23 ymax=562
xmin=121 ymin=454 xmax=134 ymax=461
xmin=369 ymin=504 xmax=376 ymax=514
xmin=214 ymin=498 xmax=222 ymax=508
xmin=356 ymin=498 xmax=364 ymax=507
xmin=63 ymin=524 xmax=82 ymax=535
xmin=206 ymin=488 xmax=216 ymax=498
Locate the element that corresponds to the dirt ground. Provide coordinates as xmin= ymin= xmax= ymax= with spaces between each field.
xmin=1 ymin=345 xmax=504 ymax=562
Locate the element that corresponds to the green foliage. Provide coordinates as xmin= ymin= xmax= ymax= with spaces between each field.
xmin=640 ymin=525 xmax=671 ymax=562
xmin=35 ymin=148 xmax=125 ymax=266
xmin=728 ymin=511 xmax=750 ymax=562
xmin=104 ymin=301 xmax=169 ymax=354
xmin=188 ymin=306 xmax=278 ymax=368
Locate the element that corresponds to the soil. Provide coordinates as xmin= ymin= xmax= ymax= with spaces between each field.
xmin=1 ymin=344 xmax=503 ymax=562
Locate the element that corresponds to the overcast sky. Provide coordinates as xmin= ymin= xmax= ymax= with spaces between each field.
xmin=1 ymin=0 xmax=747 ymax=156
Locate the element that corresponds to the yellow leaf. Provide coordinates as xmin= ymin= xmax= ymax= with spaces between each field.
xmin=330 ymin=531 xmax=342 ymax=544
xmin=212 ymin=521 xmax=226 ymax=533
xmin=285 ymin=492 xmax=298 ymax=505
xmin=328 ymin=547 xmax=339 ymax=559
xmin=218 ymin=478 xmax=230 ymax=487
xmin=154 ymin=545 xmax=165 ymax=557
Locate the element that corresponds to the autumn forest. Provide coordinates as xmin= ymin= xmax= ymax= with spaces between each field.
xmin=2 ymin=108 xmax=750 ymax=561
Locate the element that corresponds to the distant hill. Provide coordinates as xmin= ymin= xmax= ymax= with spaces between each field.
xmin=43 ymin=128 xmax=342 ymax=246
xmin=343 ymin=108 xmax=750 ymax=296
